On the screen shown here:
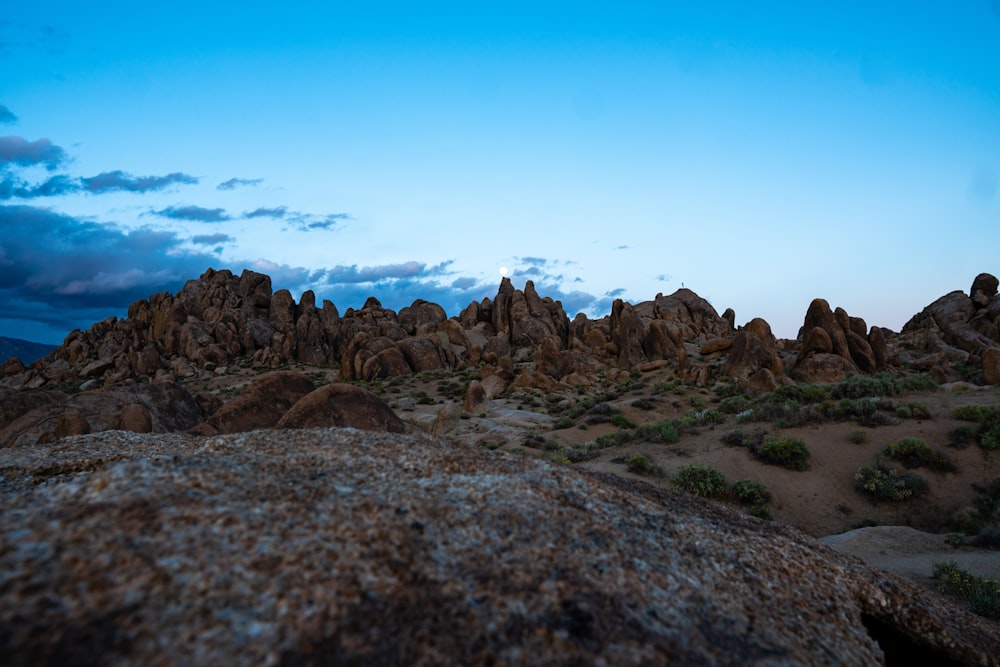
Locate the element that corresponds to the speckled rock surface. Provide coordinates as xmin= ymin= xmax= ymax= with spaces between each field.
xmin=1 ymin=429 xmax=997 ymax=666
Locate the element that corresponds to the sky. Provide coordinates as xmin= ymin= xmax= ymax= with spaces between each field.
xmin=1 ymin=1 xmax=999 ymax=344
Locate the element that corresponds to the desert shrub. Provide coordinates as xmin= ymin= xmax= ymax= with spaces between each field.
xmin=721 ymin=427 xmax=767 ymax=449
xmin=731 ymin=479 xmax=772 ymax=506
xmin=856 ymin=410 xmax=900 ymax=428
xmin=769 ymin=385 xmax=806 ymax=404
xmin=631 ymin=397 xmax=656 ymax=411
xmin=953 ymin=405 xmax=1000 ymax=423
xmin=752 ymin=437 xmax=811 ymax=471
xmin=881 ymin=437 xmax=956 ymax=472
xmin=897 ymin=374 xmax=938 ymax=392
xmin=672 ymin=463 xmax=727 ymax=498
xmin=721 ymin=429 xmax=749 ymax=447
xmin=714 ymin=383 xmax=745 ymax=399
xmin=719 ymin=395 xmax=752 ymax=414
xmin=746 ymin=505 xmax=773 ymax=520
xmin=610 ymin=413 xmax=636 ymax=429
xmin=895 ymin=401 xmax=932 ymax=420
xmin=981 ymin=424 xmax=1000 ymax=451
xmin=594 ymin=430 xmax=634 ymax=449
xmin=831 ymin=372 xmax=898 ymax=399
xmin=775 ymin=405 xmax=825 ymax=429
xmin=855 ymin=464 xmax=927 ymax=501
xmin=848 ymin=429 xmax=869 ymax=444
xmin=553 ymin=415 xmax=575 ymax=430
xmin=626 ymin=453 xmax=665 ymax=477
xmin=933 ymin=561 xmax=1000 ymax=620
xmin=688 ymin=395 xmax=706 ymax=409
xmin=752 ymin=401 xmax=795 ymax=423
xmin=948 ymin=424 xmax=979 ymax=449
xmin=634 ymin=420 xmax=680 ymax=444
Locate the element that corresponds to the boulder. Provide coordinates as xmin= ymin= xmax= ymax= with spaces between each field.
xmin=193 ymin=371 xmax=316 ymax=435
xmin=0 ymin=383 xmax=206 ymax=448
xmin=274 ymin=383 xmax=405 ymax=433
xmin=2 ymin=429 xmax=995 ymax=666
xmin=971 ymin=272 xmax=999 ymax=299
xmin=984 ymin=346 xmax=1000 ymax=385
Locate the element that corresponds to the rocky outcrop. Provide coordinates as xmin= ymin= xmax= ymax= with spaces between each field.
xmin=1 ymin=428 xmax=996 ymax=665
xmin=274 ymin=383 xmax=406 ymax=433
xmin=721 ymin=318 xmax=785 ymax=389
xmin=191 ymin=371 xmax=316 ymax=436
xmin=792 ymin=299 xmax=887 ymax=383
xmin=0 ymin=382 xmax=205 ymax=448
xmin=893 ymin=273 xmax=1000 ymax=383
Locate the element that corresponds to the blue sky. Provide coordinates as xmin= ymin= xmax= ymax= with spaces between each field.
xmin=2 ymin=2 xmax=998 ymax=344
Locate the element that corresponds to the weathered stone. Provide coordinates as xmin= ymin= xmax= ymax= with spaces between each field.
xmin=971 ymin=272 xmax=999 ymax=299
xmin=984 ymin=346 xmax=1000 ymax=385
xmin=193 ymin=371 xmax=316 ymax=435
xmin=275 ymin=384 xmax=405 ymax=433
xmin=397 ymin=337 xmax=445 ymax=373
xmin=790 ymin=353 xmax=856 ymax=384
xmin=111 ymin=404 xmax=153 ymax=433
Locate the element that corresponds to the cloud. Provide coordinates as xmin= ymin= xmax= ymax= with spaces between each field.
xmin=154 ymin=205 xmax=230 ymax=222
xmin=656 ymin=274 xmax=671 ymax=282
xmin=81 ymin=170 xmax=198 ymax=194
xmin=191 ymin=233 xmax=233 ymax=245
xmin=0 ymin=205 xmax=221 ymax=337
xmin=0 ymin=105 xmax=16 ymax=124
xmin=605 ymin=288 xmax=626 ymax=297
xmin=0 ymin=135 xmax=67 ymax=170
xmin=288 ymin=212 xmax=351 ymax=231
xmin=325 ymin=261 xmax=431 ymax=284
xmin=217 ymin=177 xmax=263 ymax=190
xmin=451 ymin=277 xmax=478 ymax=290
xmin=244 ymin=206 xmax=287 ymax=219
xmin=0 ymin=174 xmax=80 ymax=199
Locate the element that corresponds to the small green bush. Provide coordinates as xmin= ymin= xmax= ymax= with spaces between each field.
xmin=953 ymin=405 xmax=1000 ymax=423
xmin=672 ymin=463 xmax=727 ymax=498
xmin=719 ymin=395 xmax=752 ymax=414
xmin=731 ymin=479 xmax=772 ymax=506
xmin=848 ymin=429 xmax=869 ymax=445
xmin=882 ymin=437 xmax=956 ymax=472
xmin=631 ymin=398 xmax=656 ymax=411
xmin=981 ymin=424 xmax=1000 ymax=451
xmin=895 ymin=402 xmax=932 ymax=420
xmin=753 ymin=437 xmax=811 ymax=471
xmin=626 ymin=453 xmax=665 ymax=477
xmin=634 ymin=420 xmax=680 ymax=444
xmin=553 ymin=415 xmax=575 ymax=430
xmin=948 ymin=424 xmax=979 ymax=449
xmin=855 ymin=464 xmax=927 ymax=501
xmin=933 ymin=561 xmax=1000 ymax=620
xmin=610 ymin=413 xmax=636 ymax=429
xmin=594 ymin=430 xmax=634 ymax=449
xmin=896 ymin=374 xmax=938 ymax=392
xmin=831 ymin=372 xmax=898 ymax=399
xmin=688 ymin=395 xmax=706 ymax=409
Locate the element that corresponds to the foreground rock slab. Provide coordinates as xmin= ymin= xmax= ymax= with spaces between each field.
xmin=1 ymin=429 xmax=997 ymax=666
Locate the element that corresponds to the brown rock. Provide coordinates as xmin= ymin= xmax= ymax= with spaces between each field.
xmin=984 ymin=347 xmax=1000 ymax=385
xmin=869 ymin=326 xmax=888 ymax=371
xmin=2 ymin=358 xmax=25 ymax=377
xmin=700 ymin=338 xmax=733 ymax=355
xmin=790 ymin=353 xmax=857 ymax=384
xmin=722 ymin=329 xmax=782 ymax=380
xmin=801 ymin=326 xmax=833 ymax=356
xmin=801 ymin=299 xmax=850 ymax=360
xmin=9 ymin=429 xmax=996 ymax=665
xmin=971 ymin=272 xmax=999 ymax=299
xmin=55 ymin=410 xmax=90 ymax=438
xmin=195 ymin=371 xmax=316 ymax=435
xmin=745 ymin=368 xmax=779 ymax=394
xmin=397 ymin=337 xmax=445 ymax=373
xmin=275 ymin=383 xmax=405 ymax=433
xmin=610 ymin=299 xmax=644 ymax=368
xmin=463 ymin=380 xmax=488 ymax=415
xmin=111 ymin=404 xmax=153 ymax=433
xmin=846 ymin=331 xmax=877 ymax=373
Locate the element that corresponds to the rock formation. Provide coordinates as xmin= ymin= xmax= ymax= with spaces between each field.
xmin=893 ymin=272 xmax=1000 ymax=383
xmin=1 ymin=428 xmax=996 ymax=665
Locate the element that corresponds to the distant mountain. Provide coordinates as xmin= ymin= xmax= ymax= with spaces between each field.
xmin=0 ymin=336 xmax=58 ymax=365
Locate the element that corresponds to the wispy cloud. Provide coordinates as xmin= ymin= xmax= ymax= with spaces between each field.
xmin=0 ymin=105 xmax=16 ymax=124
xmin=154 ymin=205 xmax=230 ymax=222
xmin=244 ymin=206 xmax=287 ymax=219
xmin=605 ymin=288 xmax=626 ymax=297
xmin=82 ymin=170 xmax=198 ymax=194
xmin=287 ymin=212 xmax=351 ymax=231
xmin=191 ymin=233 xmax=233 ymax=245
xmin=0 ymin=135 xmax=67 ymax=170
xmin=0 ymin=174 xmax=78 ymax=200
xmin=217 ymin=177 xmax=262 ymax=190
